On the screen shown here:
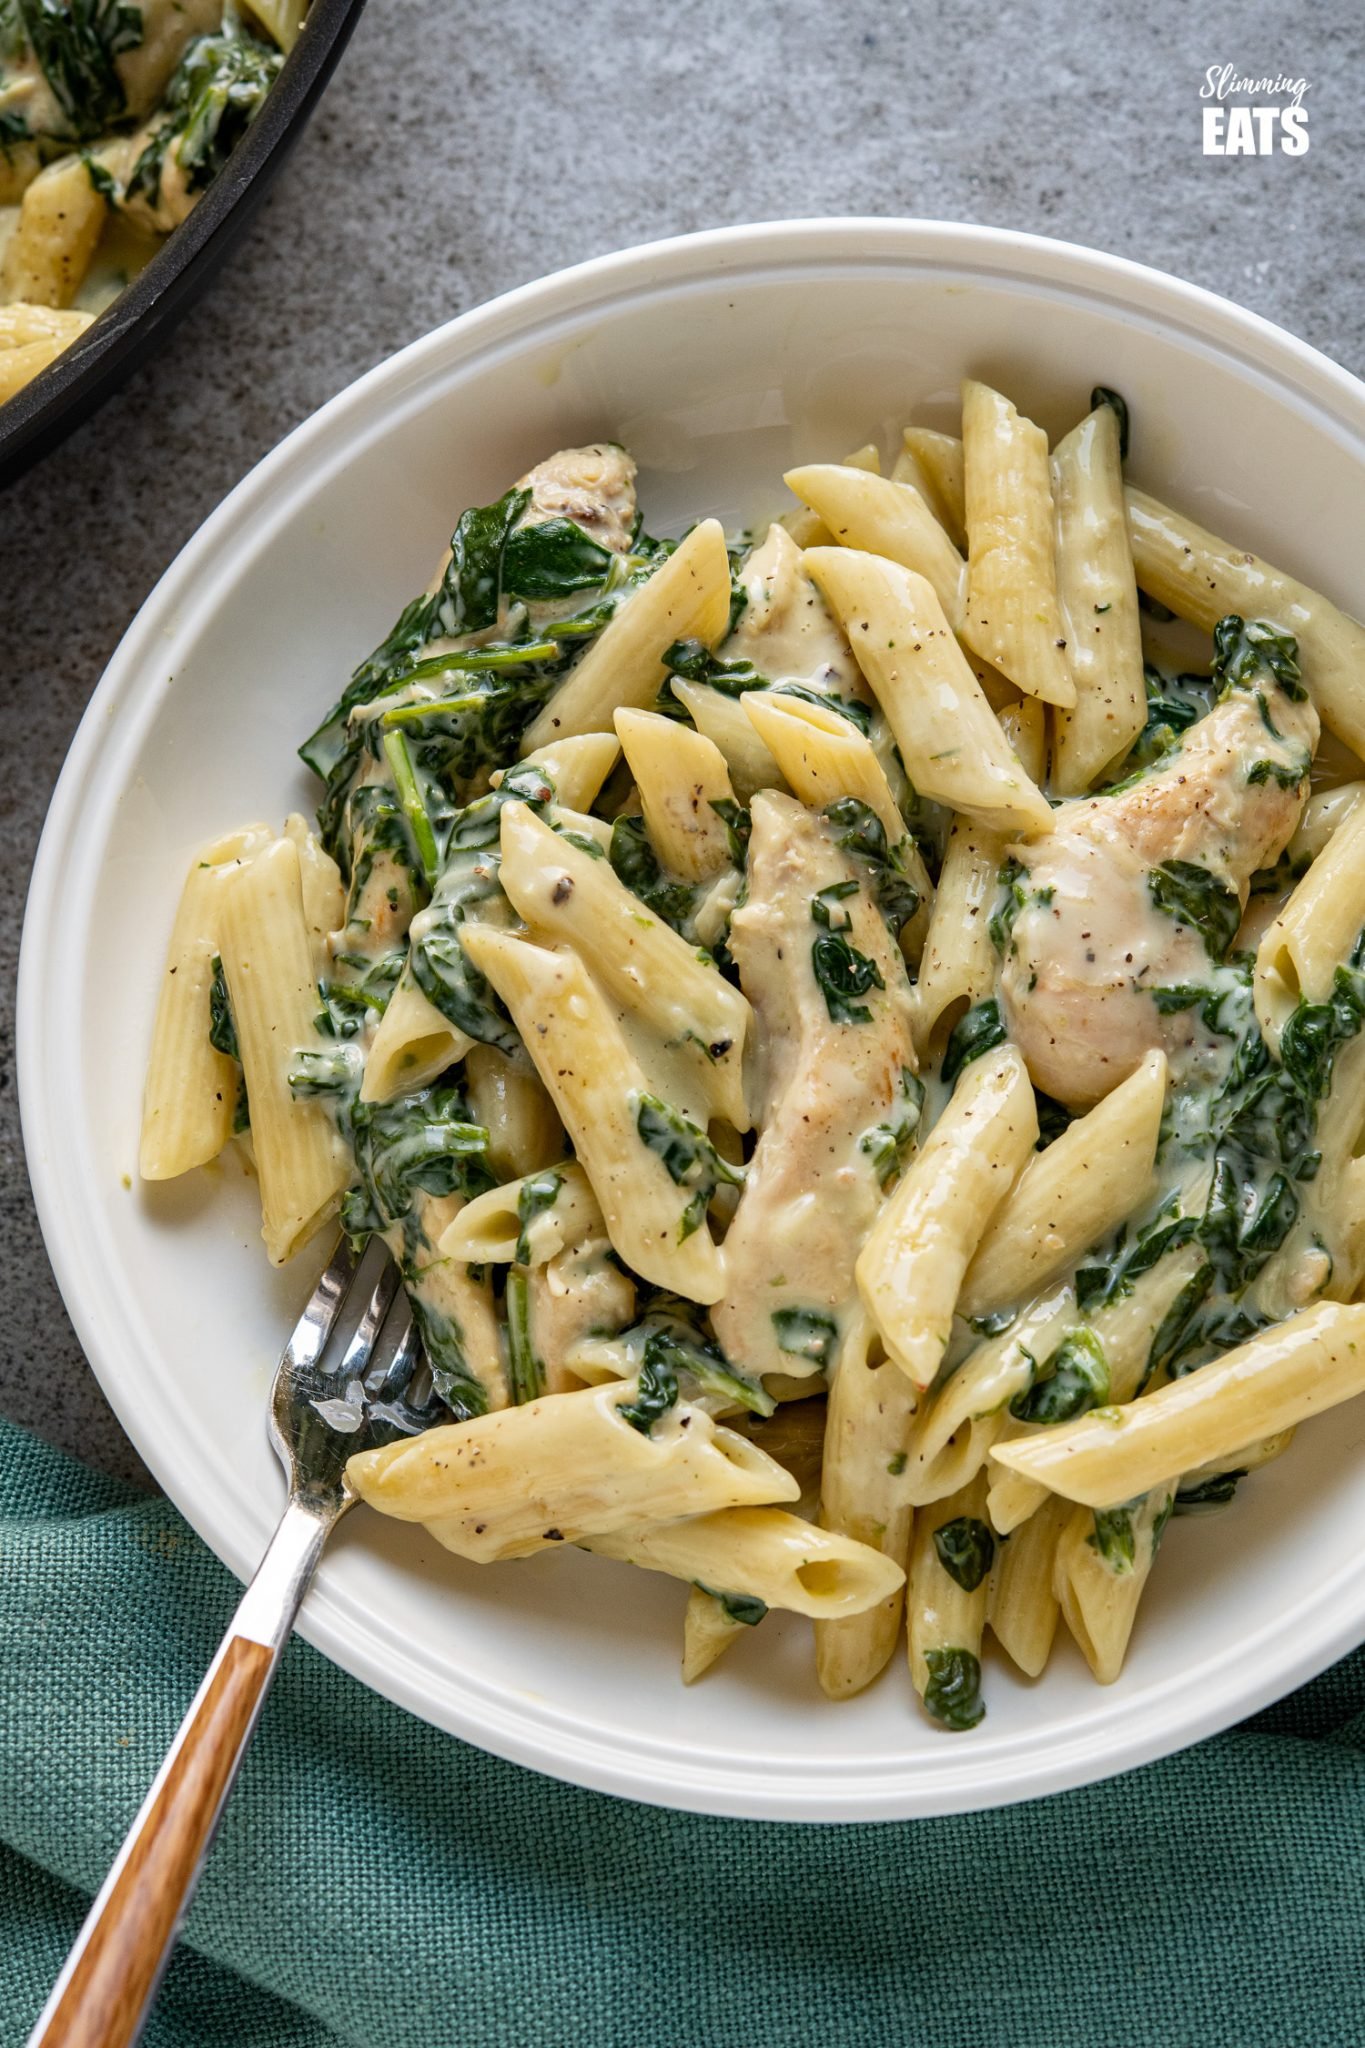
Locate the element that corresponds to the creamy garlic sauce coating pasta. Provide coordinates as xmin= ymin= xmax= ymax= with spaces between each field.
xmin=144 ymin=388 xmax=1365 ymax=1725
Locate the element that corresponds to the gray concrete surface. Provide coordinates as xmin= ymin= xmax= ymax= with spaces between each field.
xmin=2 ymin=0 xmax=1361 ymax=1488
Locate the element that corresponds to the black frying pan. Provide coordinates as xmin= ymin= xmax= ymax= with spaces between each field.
xmin=0 ymin=0 xmax=367 ymax=490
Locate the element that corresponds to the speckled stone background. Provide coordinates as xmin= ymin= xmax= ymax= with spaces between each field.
xmin=2 ymin=0 xmax=1361 ymax=1488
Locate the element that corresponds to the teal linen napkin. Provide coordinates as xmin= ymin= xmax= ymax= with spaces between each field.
xmin=3 ymin=1415 xmax=1365 ymax=2048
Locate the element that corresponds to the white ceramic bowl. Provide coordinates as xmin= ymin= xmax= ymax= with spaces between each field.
xmin=19 ymin=220 xmax=1365 ymax=1821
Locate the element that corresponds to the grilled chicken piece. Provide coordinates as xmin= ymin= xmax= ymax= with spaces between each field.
xmin=517 ymin=443 xmax=638 ymax=556
xmin=1001 ymin=679 xmax=1318 ymax=1108
xmin=712 ymin=793 xmax=917 ymax=1380
xmin=724 ymin=523 xmax=865 ymax=695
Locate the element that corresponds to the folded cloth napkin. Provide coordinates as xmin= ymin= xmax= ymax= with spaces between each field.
xmin=3 ymin=1415 xmax=1365 ymax=2048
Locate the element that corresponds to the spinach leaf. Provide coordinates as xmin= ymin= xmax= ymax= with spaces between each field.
xmin=502 ymin=517 xmax=614 ymax=600
xmin=1247 ymin=752 xmax=1311 ymax=790
xmin=1211 ymin=615 xmax=1305 ymax=700
xmin=635 ymin=1095 xmax=743 ymax=1240
xmin=860 ymin=1068 xmax=925 ymax=1187
xmin=989 ymin=857 xmax=1029 ymax=955
xmin=1279 ymin=958 xmax=1365 ymax=1102
xmin=709 ymin=797 xmax=751 ymax=865
xmin=823 ymin=797 xmax=922 ymax=933
xmin=932 ymin=1517 xmax=996 ymax=1592
xmin=1089 ymin=1505 xmax=1137 ymax=1573
xmin=0 ymin=109 xmax=29 ymax=149
xmin=811 ymin=930 xmax=884 ymax=1024
xmin=662 ymin=638 xmax=766 ymax=697
xmin=22 ymin=0 xmax=140 ymax=140
xmin=922 ymin=1647 xmax=985 ymax=1730
xmin=1090 ymin=384 xmax=1130 ymax=459
xmin=406 ymin=1294 xmax=489 ymax=1422
xmin=941 ymin=999 xmax=1007 ymax=1085
xmin=299 ymin=595 xmax=438 ymax=789
xmin=771 ymin=1306 xmax=838 ymax=1371
xmin=514 ymin=1169 xmax=563 ymax=1264
xmin=207 ymin=956 xmax=239 ymax=1061
xmin=125 ymin=20 xmax=281 ymax=207
xmin=1009 ymin=1328 xmax=1110 ymax=1424
xmin=695 ymin=1584 xmax=768 ymax=1627
xmin=407 ymin=765 xmax=555 ymax=1049
xmin=1175 ymin=1469 xmax=1246 ymax=1514
xmin=431 ymin=487 xmax=529 ymax=638
xmin=640 ymin=1323 xmax=773 ymax=1418
xmin=616 ymin=1349 xmax=680 ymax=1436
xmin=810 ymin=879 xmax=859 ymax=929
xmin=341 ymin=1087 xmax=493 ymax=1237
xmin=504 ymin=1268 xmax=543 ymax=1406
xmin=609 ymin=815 xmax=697 ymax=930
xmin=1147 ymin=859 xmax=1241 ymax=961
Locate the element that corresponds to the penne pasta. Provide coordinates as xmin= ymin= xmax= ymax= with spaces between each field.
xmin=613 ymin=707 xmax=737 ymax=883
xmin=587 ymin=1506 xmax=905 ymax=1618
xmin=857 ymin=1045 xmax=1039 ymax=1387
xmin=990 ymin=1301 xmax=1365 ymax=1508
xmin=347 ymin=1380 xmax=798 ymax=1560
xmin=960 ymin=380 xmax=1075 ymax=708
xmin=958 ymin=1050 xmax=1168 ymax=1320
xmin=521 ymin=521 xmax=731 ymax=751
xmin=1051 ymin=404 xmax=1146 ymax=792
xmin=458 ymin=925 xmax=729 ymax=1302
xmin=216 ymin=837 xmax=351 ymax=1264
xmin=139 ymin=826 xmax=272 ymax=1181
xmin=784 ymin=464 xmax=967 ymax=626
xmin=804 ymin=547 xmax=1055 ymax=835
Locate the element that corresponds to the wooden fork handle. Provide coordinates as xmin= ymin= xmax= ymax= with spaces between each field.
xmin=30 ymin=1497 xmax=332 ymax=2048
xmin=32 ymin=1635 xmax=274 ymax=2048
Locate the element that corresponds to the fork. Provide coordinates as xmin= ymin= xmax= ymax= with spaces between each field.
xmin=29 ymin=1235 xmax=441 ymax=2048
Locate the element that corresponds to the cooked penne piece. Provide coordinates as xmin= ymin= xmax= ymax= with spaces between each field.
xmin=438 ymin=1160 xmax=604 ymax=1266
xmin=900 ymin=427 xmax=966 ymax=543
xmin=804 ymin=548 xmax=1054 ymax=835
xmin=521 ymin=520 xmax=730 ymax=750
xmin=614 ymin=708 xmax=737 ymax=882
xmin=347 ymin=1380 xmax=797 ymax=1560
xmin=1125 ymin=489 xmax=1365 ymax=759
xmin=1053 ymin=1486 xmax=1172 ymax=1684
xmin=814 ymin=1314 xmax=917 ymax=1698
xmin=587 ymin=1506 xmax=904 ymax=1618
xmin=361 ymin=973 xmax=473 ymax=1104
xmin=857 ymin=1045 xmax=1039 ymax=1388
xmin=670 ymin=678 xmax=786 ymax=800
xmin=217 ymin=837 xmax=351 ymax=1264
xmin=496 ymin=802 xmax=751 ymax=1129
xmin=958 ymin=1050 xmax=1168 ymax=1320
xmin=990 ymin=1301 xmax=1365 ymax=1507
xmin=527 ymin=1239 xmax=635 ymax=1396
xmin=907 ymin=1475 xmax=993 ymax=1728
xmin=912 ymin=817 xmax=1005 ymax=1058
xmin=1051 ymin=404 xmax=1146 ymax=792
xmin=515 ymin=731 xmax=621 ymax=812
xmin=988 ymin=1493 xmax=1072 ymax=1679
xmin=463 ymin=1044 xmax=566 ymax=1179
xmin=960 ymin=380 xmax=1075 ymax=708
xmin=459 ymin=926 xmax=729 ymax=1301
xmin=140 ymin=825 xmax=272 ymax=1181
xmin=1 ymin=154 xmax=106 ymax=307
xmin=784 ymin=464 xmax=967 ymax=626
xmin=741 ymin=689 xmax=910 ymax=852
xmin=1255 ymin=802 xmax=1365 ymax=1050
xmin=682 ymin=1586 xmax=754 ymax=1681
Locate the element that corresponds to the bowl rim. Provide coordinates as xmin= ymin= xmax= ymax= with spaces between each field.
xmin=18 ymin=217 xmax=1365 ymax=1820
xmin=0 ymin=0 xmax=368 ymax=489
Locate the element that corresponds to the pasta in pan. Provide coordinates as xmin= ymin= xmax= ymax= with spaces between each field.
xmin=143 ymin=387 xmax=1365 ymax=1728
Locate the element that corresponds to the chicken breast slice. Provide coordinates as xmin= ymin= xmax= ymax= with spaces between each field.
xmin=712 ymin=792 xmax=917 ymax=1381
xmin=1001 ymin=674 xmax=1318 ymax=1108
